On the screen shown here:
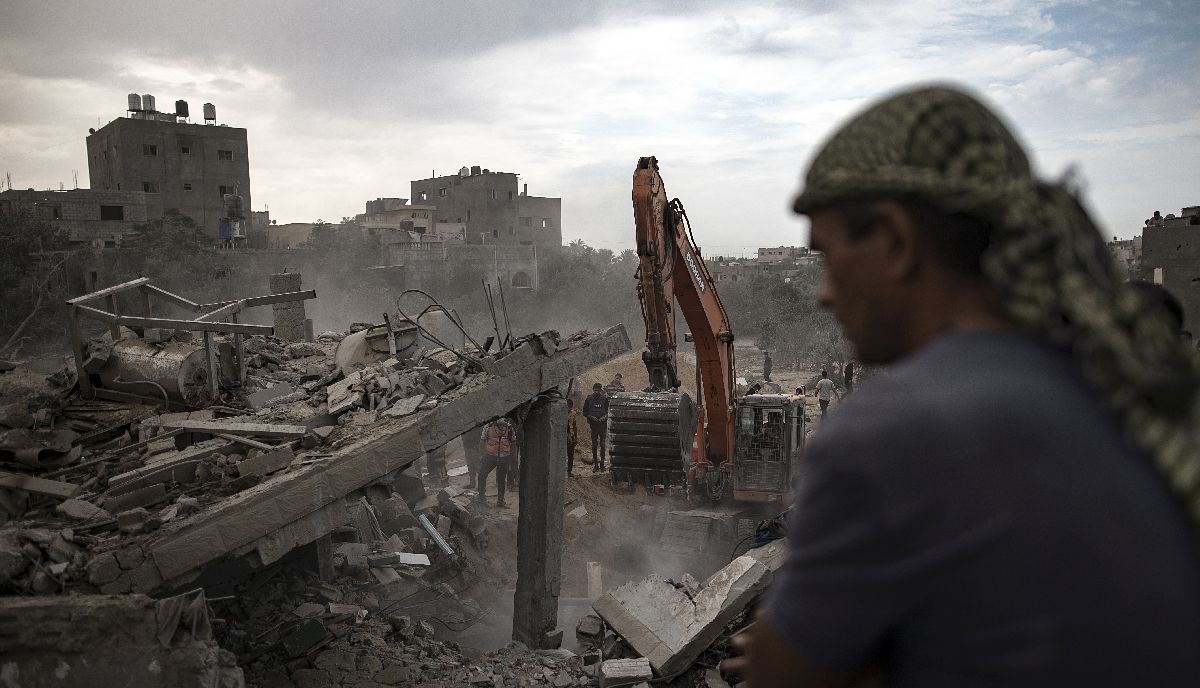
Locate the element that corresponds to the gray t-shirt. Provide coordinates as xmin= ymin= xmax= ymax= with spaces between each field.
xmin=765 ymin=331 xmax=1200 ymax=687
xmin=815 ymin=378 xmax=836 ymax=401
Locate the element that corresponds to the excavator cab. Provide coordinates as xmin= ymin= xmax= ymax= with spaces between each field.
xmin=730 ymin=394 xmax=805 ymax=502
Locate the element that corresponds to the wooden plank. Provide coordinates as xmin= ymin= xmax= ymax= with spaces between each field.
xmin=158 ymin=420 xmax=307 ymax=438
xmin=141 ymin=284 xmax=200 ymax=312
xmin=197 ymin=290 xmax=317 ymax=310
xmin=76 ymin=304 xmax=117 ymax=325
xmin=0 ymin=472 xmax=81 ymax=499
xmin=215 ymin=433 xmax=276 ymax=452
xmin=66 ymin=277 xmax=150 ymax=305
xmin=196 ymin=299 xmax=245 ymax=322
xmin=113 ymin=315 xmax=272 ymax=336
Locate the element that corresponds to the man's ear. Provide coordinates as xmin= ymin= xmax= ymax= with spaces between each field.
xmin=872 ymin=200 xmax=923 ymax=281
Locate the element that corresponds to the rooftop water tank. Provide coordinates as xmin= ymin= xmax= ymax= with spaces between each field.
xmin=203 ymin=103 xmax=216 ymax=121
xmin=175 ymin=100 xmax=189 ymax=118
xmin=127 ymin=93 xmax=142 ymax=111
xmin=459 ymin=166 xmax=470 ymax=177
xmin=142 ymin=94 xmax=156 ymax=112
xmin=471 ymin=165 xmax=481 ymax=176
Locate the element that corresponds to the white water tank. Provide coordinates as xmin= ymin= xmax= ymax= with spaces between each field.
xmin=459 ymin=166 xmax=470 ymax=177
xmin=203 ymin=103 xmax=216 ymax=121
xmin=142 ymin=94 xmax=156 ymax=112
xmin=127 ymin=93 xmax=142 ymax=111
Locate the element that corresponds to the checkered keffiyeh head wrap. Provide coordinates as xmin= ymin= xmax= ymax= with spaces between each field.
xmin=794 ymin=85 xmax=1200 ymax=524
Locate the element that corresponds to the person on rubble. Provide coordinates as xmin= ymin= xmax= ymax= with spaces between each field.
xmin=814 ymin=370 xmax=838 ymax=419
xmin=567 ymin=398 xmax=580 ymax=475
xmin=582 ymin=382 xmax=610 ymax=472
xmin=762 ymin=350 xmax=773 ymax=382
xmin=722 ymin=85 xmax=1200 ymax=687
xmin=477 ymin=416 xmax=518 ymax=508
xmin=604 ymin=373 xmax=626 ymax=395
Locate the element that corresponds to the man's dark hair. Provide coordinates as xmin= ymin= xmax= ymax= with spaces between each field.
xmin=593 ymin=383 xmax=603 ymax=390
xmin=822 ymin=369 xmax=828 ymax=377
xmin=839 ymin=196 xmax=992 ymax=275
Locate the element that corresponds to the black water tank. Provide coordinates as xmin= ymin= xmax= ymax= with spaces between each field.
xmin=175 ymin=100 xmax=189 ymax=118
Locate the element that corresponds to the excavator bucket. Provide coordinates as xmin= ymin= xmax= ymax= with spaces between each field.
xmin=607 ymin=391 xmax=697 ymax=489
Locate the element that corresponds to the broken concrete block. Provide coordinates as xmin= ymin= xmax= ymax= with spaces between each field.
xmin=0 ymin=531 xmax=29 ymax=584
xmin=116 ymin=507 xmax=156 ymax=535
xmin=335 ymin=542 xmax=368 ymax=571
xmin=237 ymin=446 xmax=296 ymax=478
xmin=45 ymin=533 xmax=81 ymax=564
xmin=293 ymin=602 xmax=324 ymax=618
xmin=248 ymin=383 xmax=296 ymax=409
xmin=382 ymin=394 xmax=424 ymax=418
xmin=600 ymin=658 xmax=653 ymax=682
xmin=392 ymin=471 xmax=426 ymax=507
xmin=106 ymin=483 xmax=169 ymax=513
xmin=281 ymin=618 xmax=328 ymax=658
xmin=372 ymin=493 xmax=418 ymax=535
xmin=286 ymin=342 xmax=323 ymax=359
xmin=370 ymin=566 xmax=402 ymax=585
xmin=85 ymin=552 xmax=122 ymax=586
xmin=115 ymin=546 xmax=145 ymax=571
xmin=704 ymin=668 xmax=731 ymax=688
xmin=592 ymin=555 xmax=772 ymax=677
xmin=55 ymin=498 xmax=109 ymax=522
xmin=576 ymin=614 xmax=604 ymax=641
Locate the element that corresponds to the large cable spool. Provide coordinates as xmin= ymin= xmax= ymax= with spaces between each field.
xmin=607 ymin=391 xmax=696 ymax=488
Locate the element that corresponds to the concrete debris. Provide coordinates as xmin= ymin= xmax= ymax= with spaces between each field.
xmin=600 ymin=657 xmax=654 ymax=683
xmin=593 ymin=546 xmax=783 ymax=677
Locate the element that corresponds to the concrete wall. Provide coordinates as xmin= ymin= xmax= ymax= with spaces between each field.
xmin=1141 ymin=224 xmax=1200 ymax=333
xmin=0 ymin=188 xmax=150 ymax=244
xmin=87 ymin=116 xmax=251 ymax=238
xmin=516 ymin=195 xmax=563 ymax=248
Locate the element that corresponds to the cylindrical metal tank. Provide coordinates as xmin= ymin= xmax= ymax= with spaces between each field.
xmin=127 ymin=93 xmax=142 ymax=111
xmin=175 ymin=99 xmax=189 ymax=118
xmin=203 ymin=102 xmax=216 ymax=121
xmin=142 ymin=94 xmax=156 ymax=112
xmin=97 ymin=339 xmax=212 ymax=407
xmin=223 ymin=194 xmax=245 ymax=219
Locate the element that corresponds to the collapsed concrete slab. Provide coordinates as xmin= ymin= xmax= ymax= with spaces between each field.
xmin=592 ymin=537 xmax=787 ymax=678
xmin=0 ymin=591 xmax=242 ymax=688
xmin=113 ymin=326 xmax=629 ymax=593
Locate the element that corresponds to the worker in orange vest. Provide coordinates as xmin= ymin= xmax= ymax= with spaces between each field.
xmin=477 ymin=416 xmax=519 ymax=507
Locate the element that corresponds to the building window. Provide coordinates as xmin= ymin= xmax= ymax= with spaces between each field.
xmin=52 ymin=205 xmax=62 ymax=220
xmin=100 ymin=205 xmax=124 ymax=221
xmin=509 ymin=227 xmax=515 ymax=235
xmin=489 ymin=189 xmax=497 ymax=200
xmin=467 ymin=210 xmax=471 ymax=221
xmin=419 ymin=192 xmax=427 ymax=201
xmin=509 ymin=191 xmax=515 ymax=200
xmin=438 ymin=188 xmax=447 ymax=197
xmin=181 ymin=146 xmax=191 ymax=154
xmin=541 ymin=218 xmax=550 ymax=228
xmin=218 ymin=150 xmax=233 ymax=161
xmin=143 ymin=144 xmax=158 ymax=156
xmin=492 ymin=229 xmax=498 ymax=238
xmin=511 ymin=271 xmax=532 ymax=288
xmin=183 ymin=183 xmax=193 ymax=191
xmin=219 ymin=185 xmax=229 ymax=198
xmin=143 ymin=181 xmax=159 ymax=193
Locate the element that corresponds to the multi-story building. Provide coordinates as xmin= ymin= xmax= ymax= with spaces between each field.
xmin=756 ymin=246 xmax=812 ymax=263
xmin=0 ymin=188 xmax=150 ymax=245
xmin=409 ymin=166 xmax=561 ymax=248
xmin=1140 ymin=205 xmax=1200 ymax=332
xmin=86 ymin=95 xmax=250 ymax=239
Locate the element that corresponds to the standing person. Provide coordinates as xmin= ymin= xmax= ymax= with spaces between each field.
xmin=461 ymin=427 xmax=481 ymax=487
xmin=566 ymin=398 xmax=580 ymax=475
xmin=582 ymin=383 xmax=610 ymax=472
xmin=762 ymin=350 xmax=773 ymax=382
xmin=842 ymin=361 xmax=855 ymax=395
xmin=477 ymin=416 xmax=518 ymax=508
xmin=507 ymin=420 xmax=522 ymax=494
xmin=722 ymin=86 xmax=1200 ymax=687
xmin=814 ymin=370 xmax=839 ymax=419
xmin=425 ymin=446 xmax=448 ymax=487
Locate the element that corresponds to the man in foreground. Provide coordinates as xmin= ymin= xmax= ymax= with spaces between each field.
xmin=724 ymin=86 xmax=1200 ymax=687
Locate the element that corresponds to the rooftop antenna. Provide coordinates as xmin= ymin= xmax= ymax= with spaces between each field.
xmin=73 ymin=170 xmax=79 ymax=189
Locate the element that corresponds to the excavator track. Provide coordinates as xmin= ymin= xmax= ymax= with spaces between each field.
xmin=607 ymin=391 xmax=696 ymax=489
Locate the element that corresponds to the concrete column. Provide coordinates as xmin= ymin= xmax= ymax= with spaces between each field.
xmin=513 ymin=396 xmax=567 ymax=649
xmin=269 ymin=272 xmax=306 ymax=341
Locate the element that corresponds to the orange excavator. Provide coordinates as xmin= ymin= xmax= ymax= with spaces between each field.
xmin=607 ymin=156 xmax=805 ymax=502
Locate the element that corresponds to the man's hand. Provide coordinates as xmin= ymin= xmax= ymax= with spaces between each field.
xmin=719 ymin=613 xmax=873 ymax=688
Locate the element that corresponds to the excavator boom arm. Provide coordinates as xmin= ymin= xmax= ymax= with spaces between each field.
xmin=631 ymin=156 xmax=736 ymax=465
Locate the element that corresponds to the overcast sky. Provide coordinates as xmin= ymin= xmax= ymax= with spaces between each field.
xmin=2 ymin=0 xmax=1196 ymax=253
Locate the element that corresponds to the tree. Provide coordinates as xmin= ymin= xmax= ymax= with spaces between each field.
xmin=0 ymin=209 xmax=73 ymax=354
xmin=124 ymin=209 xmax=213 ymax=253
